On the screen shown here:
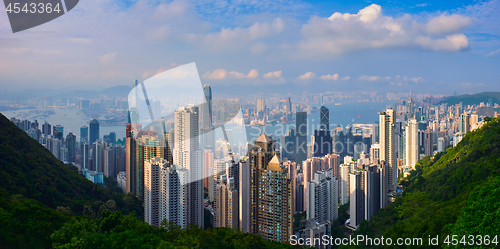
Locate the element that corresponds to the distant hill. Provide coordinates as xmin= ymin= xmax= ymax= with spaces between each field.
xmin=439 ymin=92 xmax=500 ymax=106
xmin=350 ymin=118 xmax=500 ymax=248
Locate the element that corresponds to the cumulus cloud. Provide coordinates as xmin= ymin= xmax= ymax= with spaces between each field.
xmin=341 ymin=76 xmax=350 ymax=81
xmin=425 ymin=14 xmax=472 ymax=35
xmin=229 ymin=69 xmax=259 ymax=78
xmin=410 ymin=77 xmax=422 ymax=83
xmin=320 ymin=74 xmax=339 ymax=80
xmin=263 ymin=71 xmax=282 ymax=78
xmin=203 ymin=69 xmax=227 ymax=79
xmin=299 ymin=4 xmax=471 ymax=55
xmin=98 ymin=52 xmax=118 ymax=66
xmin=297 ymin=72 xmax=315 ymax=79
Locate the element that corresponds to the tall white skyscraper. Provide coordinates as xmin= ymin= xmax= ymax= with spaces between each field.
xmin=307 ymin=168 xmax=338 ymax=224
xmin=405 ymin=119 xmax=419 ymax=169
xmin=339 ymin=164 xmax=351 ymax=205
xmin=173 ymin=106 xmax=204 ymax=228
xmin=379 ymin=109 xmax=396 ymax=192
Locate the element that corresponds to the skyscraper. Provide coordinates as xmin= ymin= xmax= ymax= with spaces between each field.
xmin=257 ymin=98 xmax=265 ymax=113
xmin=320 ymin=105 xmax=329 ymax=130
xmin=313 ymin=129 xmax=332 ymax=157
xmin=173 ymin=106 xmax=204 ymax=228
xmin=215 ymin=175 xmax=239 ymax=228
xmin=201 ymin=84 xmax=214 ymax=150
xmin=459 ymin=112 xmax=470 ymax=134
xmin=405 ymin=119 xmax=419 ymax=169
xmin=89 ymin=119 xmax=100 ymax=145
xmin=80 ymin=125 xmax=88 ymax=143
xmin=249 ymin=132 xmax=293 ymax=242
xmin=285 ymin=97 xmax=292 ymax=114
xmin=296 ymin=111 xmax=307 ymax=166
xmin=42 ymin=121 xmax=51 ymax=137
xmin=424 ymin=128 xmax=433 ymax=156
xmin=307 ymin=168 xmax=338 ymax=224
xmin=53 ymin=125 xmax=63 ymax=140
xmin=379 ymin=109 xmax=396 ymax=192
xmin=66 ymin=132 xmax=76 ymax=163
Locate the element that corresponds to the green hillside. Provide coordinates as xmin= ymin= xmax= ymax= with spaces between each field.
xmin=350 ymin=117 xmax=500 ymax=248
xmin=0 ymin=113 xmax=293 ymax=249
xmin=439 ymin=92 xmax=500 ymax=106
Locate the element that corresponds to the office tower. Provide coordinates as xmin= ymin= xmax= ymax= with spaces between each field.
xmin=204 ymin=149 xmax=214 ymax=189
xmin=349 ymin=170 xmax=366 ymax=230
xmin=42 ymin=122 xmax=51 ymax=136
xmin=424 ymin=128 xmax=433 ymax=156
xmin=215 ymin=175 xmax=239 ymax=228
xmin=339 ymin=164 xmax=350 ymax=205
xmin=80 ymin=142 xmax=89 ymax=170
xmin=66 ymin=132 xmax=76 ymax=163
xmin=405 ymin=119 xmax=419 ymax=169
xmin=103 ymin=132 xmax=116 ymax=144
xmin=285 ymin=97 xmax=292 ymax=114
xmin=333 ymin=126 xmax=345 ymax=157
xmin=201 ymin=84 xmax=214 ymax=150
xmin=80 ymin=125 xmax=88 ymax=143
xmin=104 ymin=145 xmax=117 ymax=178
xmin=249 ymin=132 xmax=293 ymax=242
xmin=52 ymin=138 xmax=63 ymax=161
xmin=372 ymin=122 xmax=379 ymax=144
xmin=282 ymin=128 xmax=296 ymax=161
xmin=91 ymin=141 xmax=104 ymax=172
xmin=295 ymin=173 xmax=304 ymax=213
xmin=296 ymin=111 xmax=308 ymax=166
xmin=460 ymin=112 xmax=470 ymax=134
xmin=437 ymin=137 xmax=445 ymax=153
xmin=89 ymin=119 xmax=100 ymax=144
xmin=313 ymin=129 xmax=332 ymax=158
xmin=320 ymin=105 xmax=329 ymax=130
xmin=307 ymin=168 xmax=338 ymax=224
xmin=407 ymin=93 xmax=415 ymax=115
xmin=144 ymin=158 xmax=189 ymax=228
xmin=173 ymin=106 xmax=204 ymax=228
xmin=257 ymin=98 xmax=265 ymax=113
xmin=379 ymin=109 xmax=396 ymax=192
xmin=239 ymin=160 xmax=250 ymax=233
xmin=53 ymin=125 xmax=63 ymax=140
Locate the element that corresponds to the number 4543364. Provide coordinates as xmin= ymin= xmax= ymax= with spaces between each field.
xmin=6 ymin=2 xmax=61 ymax=14
xmin=443 ymin=235 xmax=498 ymax=246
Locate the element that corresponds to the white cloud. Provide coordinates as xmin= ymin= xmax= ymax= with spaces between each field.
xmin=341 ymin=76 xmax=350 ymax=81
xmin=320 ymin=74 xmax=339 ymax=80
xmin=358 ymin=75 xmax=391 ymax=81
xmin=425 ymin=14 xmax=472 ymax=35
xmin=297 ymin=72 xmax=315 ymax=79
xmin=263 ymin=71 xmax=282 ymax=78
xmin=229 ymin=69 xmax=259 ymax=79
xmin=410 ymin=77 xmax=422 ymax=83
xmin=203 ymin=69 xmax=227 ymax=79
xmin=98 ymin=52 xmax=118 ymax=66
xmin=299 ymin=4 xmax=471 ymax=55
xmin=416 ymin=3 xmax=428 ymax=7
xmin=486 ymin=49 xmax=500 ymax=57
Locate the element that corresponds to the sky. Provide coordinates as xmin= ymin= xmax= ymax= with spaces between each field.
xmin=0 ymin=0 xmax=499 ymax=96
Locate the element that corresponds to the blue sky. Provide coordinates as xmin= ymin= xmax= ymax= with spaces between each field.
xmin=0 ymin=0 xmax=499 ymax=95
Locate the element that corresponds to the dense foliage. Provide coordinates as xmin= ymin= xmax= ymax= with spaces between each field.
xmin=51 ymin=211 xmax=293 ymax=248
xmin=350 ymin=117 xmax=500 ymax=248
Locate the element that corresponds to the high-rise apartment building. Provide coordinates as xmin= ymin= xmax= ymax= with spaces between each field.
xmin=66 ymin=132 xmax=76 ymax=163
xmin=173 ymin=106 xmax=204 ymax=228
xmin=249 ymin=132 xmax=293 ymax=242
xmin=405 ymin=119 xmax=419 ymax=169
xmin=424 ymin=128 xmax=433 ymax=156
xmin=379 ymin=109 xmax=396 ymax=192
xmin=215 ymin=175 xmax=239 ymax=228
xmin=307 ymin=168 xmax=338 ymax=224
